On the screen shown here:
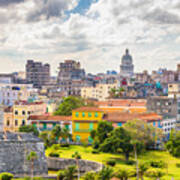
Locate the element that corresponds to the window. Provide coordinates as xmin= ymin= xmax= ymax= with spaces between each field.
xmin=22 ymin=111 xmax=26 ymax=115
xmin=95 ymin=112 xmax=98 ymax=117
xmin=7 ymin=120 xmax=10 ymax=126
xmin=88 ymin=136 xmax=93 ymax=143
xmin=76 ymin=135 xmax=81 ymax=142
xmin=28 ymin=111 xmax=31 ymax=115
xmin=153 ymin=122 xmax=156 ymax=126
xmin=89 ymin=123 xmax=94 ymax=130
xmin=43 ymin=123 xmax=47 ymax=130
xmin=88 ymin=112 xmax=92 ymax=117
xmin=65 ymin=124 xmax=69 ymax=130
xmin=15 ymin=110 xmax=18 ymax=115
xmin=22 ymin=120 xmax=25 ymax=126
xmin=82 ymin=112 xmax=85 ymax=117
xmin=75 ymin=123 xmax=79 ymax=130
xmin=75 ymin=112 xmax=79 ymax=117
xmin=53 ymin=123 xmax=56 ymax=128
xmin=15 ymin=120 xmax=18 ymax=126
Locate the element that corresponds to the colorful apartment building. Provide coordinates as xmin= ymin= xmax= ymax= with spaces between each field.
xmin=4 ymin=101 xmax=47 ymax=131
xmin=28 ymin=115 xmax=72 ymax=133
xmin=96 ymin=99 xmax=147 ymax=113
xmin=72 ymin=107 xmax=104 ymax=143
xmin=103 ymin=112 xmax=163 ymax=128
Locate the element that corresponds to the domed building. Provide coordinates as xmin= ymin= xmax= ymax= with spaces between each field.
xmin=120 ymin=49 xmax=134 ymax=77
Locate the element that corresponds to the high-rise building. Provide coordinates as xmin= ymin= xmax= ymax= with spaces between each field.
xmin=120 ymin=49 xmax=134 ymax=77
xmin=26 ymin=60 xmax=50 ymax=88
xmin=57 ymin=60 xmax=85 ymax=96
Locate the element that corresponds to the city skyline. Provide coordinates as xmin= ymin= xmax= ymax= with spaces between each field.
xmin=0 ymin=0 xmax=180 ymax=75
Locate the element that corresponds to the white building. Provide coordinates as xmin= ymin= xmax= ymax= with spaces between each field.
xmin=162 ymin=117 xmax=176 ymax=135
xmin=0 ymin=84 xmax=35 ymax=106
xmin=81 ymin=83 xmax=118 ymax=101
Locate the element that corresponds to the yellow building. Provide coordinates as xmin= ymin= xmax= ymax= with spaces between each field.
xmin=12 ymin=101 xmax=46 ymax=131
xmin=3 ymin=107 xmax=14 ymax=132
xmin=168 ymin=83 xmax=180 ymax=98
xmin=72 ymin=107 xmax=104 ymax=143
xmin=81 ymin=83 xmax=118 ymax=101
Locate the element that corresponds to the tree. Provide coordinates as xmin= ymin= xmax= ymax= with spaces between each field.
xmin=115 ymin=168 xmax=135 ymax=180
xmin=99 ymin=127 xmax=133 ymax=161
xmin=54 ymin=96 xmax=85 ymax=116
xmin=82 ymin=171 xmax=96 ymax=180
xmin=72 ymin=151 xmax=81 ymax=180
xmin=61 ymin=127 xmax=71 ymax=144
xmin=63 ymin=165 xmax=77 ymax=180
xmin=95 ymin=121 xmax=113 ymax=144
xmin=124 ymin=119 xmax=163 ymax=180
xmin=146 ymin=169 xmax=165 ymax=180
xmin=27 ymin=151 xmax=38 ymax=180
xmin=97 ymin=166 xmax=114 ymax=180
xmin=138 ymin=162 xmax=149 ymax=180
xmin=166 ymin=129 xmax=180 ymax=157
xmin=19 ymin=125 xmax=39 ymax=136
xmin=109 ymin=88 xmax=117 ymax=98
xmin=51 ymin=125 xmax=61 ymax=143
xmin=39 ymin=131 xmax=52 ymax=148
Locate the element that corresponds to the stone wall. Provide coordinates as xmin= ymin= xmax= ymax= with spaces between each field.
xmin=48 ymin=157 xmax=103 ymax=173
xmin=0 ymin=133 xmax=48 ymax=176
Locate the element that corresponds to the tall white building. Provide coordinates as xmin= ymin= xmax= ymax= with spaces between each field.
xmin=120 ymin=49 xmax=134 ymax=77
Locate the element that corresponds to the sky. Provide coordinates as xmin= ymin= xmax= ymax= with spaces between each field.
xmin=0 ymin=0 xmax=180 ymax=76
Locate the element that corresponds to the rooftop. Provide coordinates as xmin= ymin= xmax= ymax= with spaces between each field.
xmin=104 ymin=112 xmax=162 ymax=123
xmin=73 ymin=107 xmax=103 ymax=112
xmin=28 ymin=115 xmax=72 ymax=121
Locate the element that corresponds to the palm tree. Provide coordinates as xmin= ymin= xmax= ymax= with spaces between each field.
xmin=146 ymin=169 xmax=165 ymax=180
xmin=63 ymin=165 xmax=77 ymax=180
xmin=109 ymin=88 xmax=117 ymax=98
xmin=61 ymin=127 xmax=71 ymax=144
xmin=82 ymin=171 xmax=96 ymax=180
xmin=97 ymin=166 xmax=114 ymax=180
xmin=72 ymin=151 xmax=81 ymax=180
xmin=115 ymin=169 xmax=134 ymax=180
xmin=138 ymin=162 xmax=149 ymax=180
xmin=27 ymin=151 xmax=38 ymax=180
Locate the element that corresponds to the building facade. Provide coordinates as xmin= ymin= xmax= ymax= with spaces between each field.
xmin=120 ymin=49 xmax=134 ymax=77
xmin=81 ymin=83 xmax=118 ymax=101
xmin=72 ymin=107 xmax=104 ymax=143
xmin=57 ymin=60 xmax=85 ymax=96
xmin=26 ymin=60 xmax=50 ymax=89
xmin=4 ymin=101 xmax=47 ymax=132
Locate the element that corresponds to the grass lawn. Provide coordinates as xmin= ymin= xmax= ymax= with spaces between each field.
xmin=46 ymin=145 xmax=180 ymax=180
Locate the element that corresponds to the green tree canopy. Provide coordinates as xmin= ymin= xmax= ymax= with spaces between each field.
xmin=99 ymin=127 xmax=133 ymax=161
xmin=166 ymin=129 xmax=180 ymax=157
xmin=19 ymin=125 xmax=39 ymax=136
xmin=54 ymin=96 xmax=86 ymax=116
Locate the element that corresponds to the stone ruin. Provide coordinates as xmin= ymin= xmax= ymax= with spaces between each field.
xmin=0 ymin=132 xmax=48 ymax=176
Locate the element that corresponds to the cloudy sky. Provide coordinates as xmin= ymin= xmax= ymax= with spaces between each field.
xmin=0 ymin=0 xmax=180 ymax=75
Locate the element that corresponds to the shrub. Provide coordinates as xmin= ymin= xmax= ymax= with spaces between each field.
xmin=149 ymin=160 xmax=166 ymax=168
xmin=57 ymin=170 xmax=65 ymax=180
xmin=125 ymin=160 xmax=135 ymax=165
xmin=52 ymin=144 xmax=61 ymax=150
xmin=92 ymin=149 xmax=100 ymax=154
xmin=0 ymin=173 xmax=13 ymax=180
xmin=106 ymin=160 xmax=116 ymax=167
xmin=49 ymin=152 xmax=59 ymax=158
xmin=176 ymin=163 xmax=180 ymax=168
xmin=61 ymin=144 xmax=70 ymax=148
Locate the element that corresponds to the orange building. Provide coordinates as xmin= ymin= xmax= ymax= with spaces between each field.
xmin=96 ymin=99 xmax=147 ymax=113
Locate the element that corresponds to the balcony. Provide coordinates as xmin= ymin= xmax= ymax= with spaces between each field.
xmin=74 ymin=129 xmax=91 ymax=133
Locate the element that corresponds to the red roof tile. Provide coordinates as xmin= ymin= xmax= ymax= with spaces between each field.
xmin=28 ymin=115 xmax=72 ymax=121
xmin=73 ymin=107 xmax=103 ymax=112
